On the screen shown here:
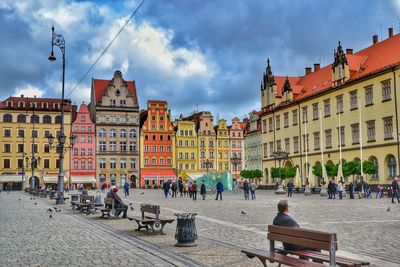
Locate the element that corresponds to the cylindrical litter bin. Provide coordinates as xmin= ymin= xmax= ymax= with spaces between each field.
xmin=174 ymin=213 xmax=198 ymax=247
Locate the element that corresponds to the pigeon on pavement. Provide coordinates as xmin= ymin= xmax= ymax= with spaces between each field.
xmin=130 ymin=207 xmax=134 ymax=211
xmin=387 ymin=207 xmax=390 ymax=212
xmin=49 ymin=214 xmax=52 ymax=219
xmin=140 ymin=192 xmax=145 ymax=195
xmin=34 ymin=202 xmax=37 ymax=205
xmin=47 ymin=209 xmax=53 ymax=212
xmin=241 ymin=210 xmax=247 ymax=215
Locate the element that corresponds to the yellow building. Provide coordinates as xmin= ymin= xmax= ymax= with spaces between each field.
xmin=215 ymin=119 xmax=230 ymax=172
xmin=0 ymin=96 xmax=72 ymax=189
xmin=261 ymin=29 xmax=400 ymax=186
xmin=174 ymin=119 xmax=199 ymax=178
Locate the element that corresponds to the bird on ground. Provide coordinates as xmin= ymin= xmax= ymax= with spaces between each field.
xmin=140 ymin=192 xmax=145 ymax=195
xmin=34 ymin=202 xmax=37 ymax=205
xmin=18 ymin=199 xmax=21 ymax=201
xmin=32 ymin=198 xmax=35 ymax=200
xmin=30 ymin=197 xmax=32 ymax=200
xmin=56 ymin=209 xmax=61 ymax=213
xmin=387 ymin=207 xmax=390 ymax=212
xmin=241 ymin=210 xmax=247 ymax=215
xmin=49 ymin=214 xmax=52 ymax=219
xmin=129 ymin=203 xmax=133 ymax=206
xmin=47 ymin=209 xmax=53 ymax=212
xmin=130 ymin=207 xmax=134 ymax=211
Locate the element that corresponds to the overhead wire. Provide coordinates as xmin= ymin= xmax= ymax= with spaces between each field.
xmin=66 ymin=0 xmax=146 ymax=98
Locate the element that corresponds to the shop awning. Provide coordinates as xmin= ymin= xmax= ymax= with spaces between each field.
xmin=0 ymin=175 xmax=23 ymax=183
xmin=43 ymin=176 xmax=67 ymax=183
xmin=70 ymin=176 xmax=96 ymax=184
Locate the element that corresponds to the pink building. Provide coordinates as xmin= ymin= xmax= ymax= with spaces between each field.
xmin=229 ymin=117 xmax=244 ymax=179
xmin=70 ymin=103 xmax=96 ymax=188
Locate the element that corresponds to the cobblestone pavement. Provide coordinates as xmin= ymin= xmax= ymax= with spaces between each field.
xmin=1 ymin=189 xmax=399 ymax=266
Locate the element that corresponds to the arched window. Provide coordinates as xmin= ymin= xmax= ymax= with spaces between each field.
xmin=98 ymin=128 xmax=106 ymax=137
xmin=370 ymin=156 xmax=379 ymax=179
xmin=17 ymin=114 xmax=26 ymax=123
xmin=388 ymin=155 xmax=396 ymax=178
xmin=144 ymin=157 xmax=149 ymax=165
xmin=120 ymin=129 xmax=126 ymax=138
xmin=55 ymin=115 xmax=62 ymax=124
xmin=129 ymin=129 xmax=136 ymax=138
xmin=109 ymin=128 xmax=116 ymax=138
xmin=30 ymin=115 xmax=39 ymax=123
xmin=3 ymin=114 xmax=12 ymax=122
xmin=43 ymin=115 xmax=52 ymax=124
xmin=152 ymin=157 xmax=157 ymax=165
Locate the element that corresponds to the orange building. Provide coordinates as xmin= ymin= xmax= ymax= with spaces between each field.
xmin=139 ymin=100 xmax=175 ymax=187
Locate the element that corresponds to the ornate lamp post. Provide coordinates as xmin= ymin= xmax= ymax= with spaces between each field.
xmin=230 ymin=154 xmax=242 ymax=179
xmin=204 ymin=159 xmax=211 ymax=173
xmin=48 ymin=25 xmax=69 ymax=203
xmin=25 ymin=155 xmax=41 ymax=189
xmin=272 ymin=149 xmax=289 ymax=194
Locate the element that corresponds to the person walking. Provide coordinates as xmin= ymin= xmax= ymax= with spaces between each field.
xmin=349 ymin=182 xmax=354 ymax=199
xmin=337 ymin=181 xmax=344 ymax=199
xmin=171 ymin=181 xmax=177 ymax=198
xmin=124 ymin=181 xmax=130 ymax=197
xmin=183 ymin=182 xmax=188 ymax=196
xmin=243 ymin=180 xmax=250 ymax=200
xmin=200 ymin=180 xmax=206 ymax=200
xmin=250 ymin=181 xmax=256 ymax=200
xmin=391 ymin=177 xmax=400 ymax=203
xmin=287 ymin=180 xmax=294 ymax=198
xmin=375 ymin=184 xmax=382 ymax=199
xmin=178 ymin=179 xmax=183 ymax=197
xmin=332 ymin=181 xmax=337 ymax=199
xmin=163 ymin=181 xmax=170 ymax=198
xmin=192 ymin=181 xmax=198 ymax=201
xmin=215 ymin=180 xmax=224 ymax=200
xmin=327 ymin=181 xmax=333 ymax=199
xmin=188 ymin=182 xmax=193 ymax=198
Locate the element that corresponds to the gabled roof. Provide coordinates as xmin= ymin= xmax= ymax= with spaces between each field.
xmin=269 ymin=32 xmax=400 ymax=109
xmin=92 ymin=76 xmax=138 ymax=105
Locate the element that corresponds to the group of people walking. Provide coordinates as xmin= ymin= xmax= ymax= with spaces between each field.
xmin=242 ymin=180 xmax=257 ymax=200
xmin=162 ymin=179 xmax=225 ymax=201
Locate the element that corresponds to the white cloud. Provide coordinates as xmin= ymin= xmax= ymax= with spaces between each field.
xmin=14 ymin=85 xmax=44 ymax=98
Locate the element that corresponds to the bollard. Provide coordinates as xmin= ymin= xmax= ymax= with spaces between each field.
xmin=174 ymin=213 xmax=198 ymax=247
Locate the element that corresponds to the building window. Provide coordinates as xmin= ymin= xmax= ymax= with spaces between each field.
xmin=185 ymin=153 xmax=189 ymax=159
xmin=191 ymin=153 xmax=195 ymax=159
xmin=129 ymin=142 xmax=136 ymax=152
xmin=80 ymin=136 xmax=85 ymax=143
xmin=100 ymin=158 xmax=106 ymax=169
xmin=269 ymin=141 xmax=274 ymax=156
xmin=99 ymin=141 xmax=106 ymax=151
xmin=381 ymin=79 xmax=391 ymax=101
xmin=209 ymin=151 xmax=214 ymax=158
xmin=325 ymin=129 xmax=332 ymax=148
xmin=99 ymin=128 xmax=106 ymax=137
xmin=388 ymin=155 xmax=396 ymax=178
xmin=312 ymin=103 xmax=319 ymax=120
xmin=88 ymin=136 xmax=92 ymax=143
xmin=159 ymin=158 xmax=164 ymax=165
xmin=18 ymin=144 xmax=24 ymax=153
xmin=152 ymin=135 xmax=156 ymax=141
xmin=109 ymin=142 xmax=117 ymax=151
xmin=88 ymin=148 xmax=93 ymax=156
xmin=185 ymin=140 xmax=189 ymax=147
xmin=18 ymin=129 xmax=24 ymax=137
xmin=275 ymin=115 xmax=280 ymax=130
xmin=268 ymin=118 xmax=273 ymax=132
xmin=44 ymin=144 xmax=50 ymax=153
xmin=56 ymin=159 xmax=60 ymax=168
xmin=336 ymin=95 xmax=343 ymax=113
xmin=283 ymin=112 xmax=289 ymax=128
xmin=4 ymin=159 xmax=10 ymax=169
xmin=367 ymin=120 xmax=375 ymax=142
xmin=365 ymin=85 xmax=373 ymax=105
xmin=338 ymin=126 xmax=345 ymax=146
xmin=383 ymin=117 xmax=393 ymax=139
xmin=44 ymin=159 xmax=50 ymax=169
xmin=324 ymin=99 xmax=331 ymax=117
xmin=73 ymin=148 xmax=78 ymax=155
xmin=109 ymin=128 xmax=116 ymax=138
xmin=262 ymin=119 xmax=267 ymax=133
xmin=152 ymin=158 xmax=157 ymax=165
xmin=120 ymin=129 xmax=126 ymax=138
xmin=314 ymin=132 xmax=320 ymax=150
xmin=120 ymin=100 xmax=126 ymax=107
xmin=17 ymin=114 xmax=26 ymax=123
xmin=120 ymin=142 xmax=127 ymax=151
xmin=284 ymin=138 xmax=290 ymax=153
xmin=43 ymin=115 xmax=52 ymax=123
xmin=159 ymin=146 xmax=164 ymax=152
xmin=110 ymin=99 xmax=116 ymax=107
xmin=351 ymin=123 xmax=360 ymax=144
xmin=80 ymin=161 xmax=85 ymax=170
xmin=130 ymin=159 xmax=136 ymax=169
xmin=129 ymin=129 xmax=136 ymax=138
xmin=350 ymin=90 xmax=358 ymax=110
xmin=4 ymin=144 xmax=11 ymax=153
xmin=263 ymin=143 xmax=268 ymax=158
xmin=4 ymin=129 xmax=11 ymax=137
xmin=302 ymin=106 xmax=308 ymax=123
xmin=88 ymin=161 xmax=93 ymax=170
xmin=32 ymin=130 xmax=38 ymax=138
xmin=371 ymin=157 xmax=379 ymax=179
xmin=144 ymin=146 xmax=149 ymax=152
xmin=302 ymin=134 xmax=309 ymax=152
xmin=55 ymin=116 xmax=62 ymax=124
xmin=120 ymin=160 xmax=126 ymax=169
xmin=110 ymin=159 xmax=116 ymax=169
xmin=152 ymin=146 xmax=156 ymax=152
xmin=167 ymin=158 xmax=172 ymax=165
xmin=81 ymin=148 xmax=85 ymax=156
xmin=292 ymin=109 xmax=298 ymax=126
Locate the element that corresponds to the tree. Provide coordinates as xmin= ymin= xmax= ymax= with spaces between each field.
xmin=240 ymin=169 xmax=263 ymax=180
xmin=313 ymin=162 xmax=322 ymax=177
xmin=362 ymin=160 xmax=378 ymax=179
xmin=326 ymin=162 xmax=338 ymax=178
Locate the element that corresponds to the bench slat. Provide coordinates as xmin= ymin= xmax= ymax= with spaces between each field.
xmin=128 ymin=216 xmax=156 ymax=223
xmin=242 ymin=249 xmax=324 ymax=267
xmin=269 ymin=225 xmax=336 ymax=243
xmin=268 ymin=233 xmax=334 ymax=251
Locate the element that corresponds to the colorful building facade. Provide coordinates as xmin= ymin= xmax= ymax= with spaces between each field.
xmin=261 ymin=29 xmax=400 ymax=185
xmin=229 ymin=118 xmax=244 ymax=179
xmin=215 ymin=119 xmax=230 ymax=173
xmin=90 ymin=70 xmax=140 ymax=188
xmin=244 ymin=111 xmax=263 ymax=182
xmin=70 ymin=103 xmax=96 ymax=187
xmin=174 ymin=119 xmax=198 ymax=179
xmin=140 ymin=100 xmax=175 ymax=187
xmin=0 ymin=96 xmax=72 ymax=189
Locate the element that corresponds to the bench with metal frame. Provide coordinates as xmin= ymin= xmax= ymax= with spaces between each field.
xmin=128 ymin=204 xmax=174 ymax=235
xmin=98 ymin=198 xmax=126 ymax=219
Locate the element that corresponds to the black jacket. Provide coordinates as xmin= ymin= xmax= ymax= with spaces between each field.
xmin=273 ymin=213 xmax=303 ymax=251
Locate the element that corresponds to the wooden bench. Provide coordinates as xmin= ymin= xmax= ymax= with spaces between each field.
xmin=128 ymin=204 xmax=174 ymax=235
xmin=71 ymin=195 xmax=101 ymax=214
xmin=242 ymin=225 xmax=369 ymax=267
xmin=98 ymin=198 xmax=126 ymax=218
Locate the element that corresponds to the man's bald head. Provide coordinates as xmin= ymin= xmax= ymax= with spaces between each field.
xmin=277 ymin=200 xmax=289 ymax=213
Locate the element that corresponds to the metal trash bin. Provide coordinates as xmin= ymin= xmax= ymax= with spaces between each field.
xmin=174 ymin=213 xmax=198 ymax=247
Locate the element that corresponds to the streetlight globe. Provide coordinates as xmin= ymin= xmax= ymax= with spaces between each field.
xmin=48 ymin=51 xmax=56 ymax=62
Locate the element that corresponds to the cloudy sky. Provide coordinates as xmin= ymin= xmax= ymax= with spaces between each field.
xmin=1 ymin=0 xmax=399 ymax=121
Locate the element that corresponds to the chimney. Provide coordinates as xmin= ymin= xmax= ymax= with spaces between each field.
xmin=388 ymin=27 xmax=393 ymax=38
xmin=20 ymin=94 xmax=24 ymax=98
xmin=346 ymin=48 xmax=353 ymax=55
xmin=313 ymin=63 xmax=320 ymax=71
xmin=373 ymin=35 xmax=378 ymax=44
xmin=305 ymin=67 xmax=312 ymax=75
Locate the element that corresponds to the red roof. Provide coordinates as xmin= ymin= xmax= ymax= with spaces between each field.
xmin=271 ymin=33 xmax=400 ymax=108
xmin=0 ymin=96 xmax=72 ymax=111
xmin=92 ymin=78 xmax=137 ymax=105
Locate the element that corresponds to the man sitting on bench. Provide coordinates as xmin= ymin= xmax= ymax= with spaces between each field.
xmin=109 ymin=187 xmax=128 ymax=218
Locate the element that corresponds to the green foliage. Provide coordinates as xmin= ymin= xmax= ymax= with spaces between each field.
xmin=240 ymin=169 xmax=263 ymax=179
xmin=313 ymin=162 xmax=322 ymax=177
xmin=362 ymin=160 xmax=378 ymax=175
xmin=271 ymin=167 xmax=296 ymax=179
xmin=326 ymin=162 xmax=338 ymax=178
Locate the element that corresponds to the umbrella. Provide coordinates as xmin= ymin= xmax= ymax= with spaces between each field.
xmin=322 ymin=163 xmax=328 ymax=185
xmin=336 ymin=163 xmax=343 ymax=184
xmin=294 ymin=167 xmax=301 ymax=188
xmin=308 ymin=163 xmax=314 ymax=187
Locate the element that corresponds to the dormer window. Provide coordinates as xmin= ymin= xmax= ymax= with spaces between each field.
xmin=338 ymin=65 xmax=343 ymax=79
xmin=110 ymin=99 xmax=116 ymax=107
xmin=6 ymin=101 xmax=12 ymax=107
xmin=42 ymin=102 xmax=48 ymax=109
xmin=18 ymin=101 xmax=25 ymax=108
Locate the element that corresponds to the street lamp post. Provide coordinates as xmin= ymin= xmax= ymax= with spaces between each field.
xmin=48 ymin=25 xmax=68 ymax=203
xmin=272 ymin=149 xmax=289 ymax=194
xmin=204 ymin=159 xmax=211 ymax=173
